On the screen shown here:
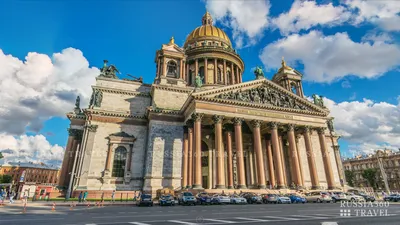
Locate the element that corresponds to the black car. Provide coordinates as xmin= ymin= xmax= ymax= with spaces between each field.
xmin=384 ymin=194 xmax=399 ymax=202
xmin=137 ymin=194 xmax=153 ymax=207
xmin=159 ymin=195 xmax=175 ymax=206
xmin=358 ymin=192 xmax=375 ymax=202
xmin=243 ymin=193 xmax=263 ymax=204
xmin=196 ymin=192 xmax=212 ymax=205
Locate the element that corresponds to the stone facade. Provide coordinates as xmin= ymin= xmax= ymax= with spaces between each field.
xmin=59 ymin=12 xmax=345 ymax=196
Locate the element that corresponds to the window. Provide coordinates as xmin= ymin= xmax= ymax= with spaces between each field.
xmin=167 ymin=61 xmax=177 ymax=77
xmin=112 ymin=146 xmax=127 ymax=177
xmin=227 ymin=70 xmax=231 ymax=84
xmin=217 ymin=67 xmax=222 ymax=83
xmin=198 ymin=66 xmax=205 ymax=81
xmin=201 ymin=156 xmax=208 ymax=167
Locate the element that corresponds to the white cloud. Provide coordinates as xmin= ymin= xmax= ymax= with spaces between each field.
xmin=259 ymin=31 xmax=400 ymax=82
xmin=0 ymin=48 xmax=99 ymax=135
xmin=205 ymin=0 xmax=270 ymax=48
xmin=345 ymin=0 xmax=400 ymax=31
xmin=341 ymin=80 xmax=351 ymax=88
xmin=272 ymin=0 xmax=351 ymax=35
xmin=324 ymin=97 xmax=400 ymax=155
xmin=0 ymin=133 xmax=64 ymax=166
xmin=361 ymin=30 xmax=394 ymax=44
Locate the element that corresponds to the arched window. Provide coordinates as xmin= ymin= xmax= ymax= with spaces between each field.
xmin=112 ymin=146 xmax=127 ymax=177
xmin=291 ymin=83 xmax=297 ymax=94
xmin=198 ymin=66 xmax=205 ymax=81
xmin=217 ymin=67 xmax=223 ymax=83
xmin=167 ymin=61 xmax=177 ymax=77
xmin=227 ymin=70 xmax=231 ymax=84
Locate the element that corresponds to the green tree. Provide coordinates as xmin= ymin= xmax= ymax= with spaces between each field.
xmin=0 ymin=175 xmax=12 ymax=183
xmin=362 ymin=168 xmax=378 ymax=189
xmin=345 ymin=170 xmax=355 ymax=187
xmin=0 ymin=152 xmax=3 ymax=159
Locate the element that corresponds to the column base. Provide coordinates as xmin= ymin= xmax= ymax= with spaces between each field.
xmin=258 ymin=185 xmax=266 ymax=189
xmin=237 ymin=185 xmax=247 ymax=189
xmin=311 ymin=186 xmax=323 ymax=190
xmin=277 ymin=185 xmax=287 ymax=189
xmin=227 ymin=186 xmax=233 ymax=189
xmin=328 ymin=186 xmax=342 ymax=190
xmin=185 ymin=185 xmax=192 ymax=189
xmin=215 ymin=185 xmax=226 ymax=189
xmin=192 ymin=184 xmax=203 ymax=189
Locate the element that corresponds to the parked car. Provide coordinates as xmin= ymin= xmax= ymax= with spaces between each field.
xmin=277 ymin=195 xmax=292 ymax=204
xmin=178 ymin=192 xmax=197 ymax=205
xmin=136 ymin=194 xmax=153 ymax=207
xmin=304 ymin=191 xmax=332 ymax=203
xmin=328 ymin=192 xmax=348 ymax=203
xmin=289 ymin=194 xmax=306 ymax=203
xmin=383 ymin=194 xmax=399 ymax=202
xmin=230 ymin=195 xmax=247 ymax=204
xmin=211 ymin=194 xmax=231 ymax=204
xmin=196 ymin=192 xmax=212 ymax=205
xmin=242 ymin=193 xmax=263 ymax=204
xmin=159 ymin=195 xmax=175 ymax=206
xmin=357 ymin=192 xmax=375 ymax=202
xmin=262 ymin=194 xmax=278 ymax=204
xmin=346 ymin=193 xmax=365 ymax=202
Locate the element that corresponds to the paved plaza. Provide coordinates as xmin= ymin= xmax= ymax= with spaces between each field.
xmin=1 ymin=202 xmax=400 ymax=225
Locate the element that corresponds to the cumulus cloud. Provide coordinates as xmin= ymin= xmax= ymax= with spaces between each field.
xmin=259 ymin=31 xmax=400 ymax=82
xmin=0 ymin=48 xmax=99 ymax=135
xmin=0 ymin=133 xmax=64 ymax=166
xmin=324 ymin=97 xmax=400 ymax=155
xmin=205 ymin=0 xmax=270 ymax=48
xmin=345 ymin=0 xmax=400 ymax=31
xmin=272 ymin=0 xmax=351 ymax=35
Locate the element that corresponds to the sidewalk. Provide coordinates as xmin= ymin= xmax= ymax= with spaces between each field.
xmin=1 ymin=200 xmax=139 ymax=207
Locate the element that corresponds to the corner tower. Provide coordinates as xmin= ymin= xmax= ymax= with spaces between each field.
xmin=272 ymin=57 xmax=304 ymax=98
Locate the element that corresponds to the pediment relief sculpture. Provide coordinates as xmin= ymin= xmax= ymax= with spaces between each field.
xmin=215 ymin=85 xmax=313 ymax=111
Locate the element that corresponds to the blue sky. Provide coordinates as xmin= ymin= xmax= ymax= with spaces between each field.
xmin=0 ymin=0 xmax=399 ymax=165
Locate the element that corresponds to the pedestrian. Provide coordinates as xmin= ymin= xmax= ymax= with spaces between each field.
xmin=111 ymin=190 xmax=115 ymax=203
xmin=101 ymin=192 xmax=104 ymax=202
xmin=133 ymin=191 xmax=137 ymax=202
xmin=83 ymin=191 xmax=88 ymax=202
xmin=9 ymin=191 xmax=15 ymax=204
xmin=78 ymin=192 xmax=83 ymax=202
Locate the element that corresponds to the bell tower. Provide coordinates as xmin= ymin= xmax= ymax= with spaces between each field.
xmin=272 ymin=57 xmax=304 ymax=98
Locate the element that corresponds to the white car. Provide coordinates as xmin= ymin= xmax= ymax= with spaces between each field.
xmin=212 ymin=194 xmax=231 ymax=204
xmin=230 ymin=195 xmax=247 ymax=204
xmin=346 ymin=193 xmax=365 ymax=202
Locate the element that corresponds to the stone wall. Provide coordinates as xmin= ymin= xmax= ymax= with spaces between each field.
xmin=152 ymin=88 xmax=190 ymax=110
xmin=100 ymin=92 xmax=151 ymax=115
xmin=96 ymin=77 xmax=151 ymax=93
xmin=311 ymin=131 xmax=328 ymax=188
xmin=143 ymin=120 xmax=184 ymax=194
xmin=297 ymin=136 xmax=312 ymax=188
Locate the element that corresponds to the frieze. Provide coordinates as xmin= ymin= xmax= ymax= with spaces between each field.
xmin=236 ymin=109 xmax=294 ymax=120
xmin=215 ymin=85 xmax=312 ymax=111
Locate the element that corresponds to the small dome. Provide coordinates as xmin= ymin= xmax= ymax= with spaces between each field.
xmin=184 ymin=12 xmax=232 ymax=48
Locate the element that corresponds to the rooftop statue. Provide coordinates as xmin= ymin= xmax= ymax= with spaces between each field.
xmin=327 ymin=118 xmax=335 ymax=132
xmin=99 ymin=60 xmax=120 ymax=79
xmin=194 ymin=74 xmax=203 ymax=88
xmin=254 ymin=66 xmax=264 ymax=79
xmin=312 ymin=94 xmax=325 ymax=107
xmin=75 ymin=96 xmax=80 ymax=109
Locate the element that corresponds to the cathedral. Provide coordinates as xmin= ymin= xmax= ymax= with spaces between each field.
xmin=59 ymin=12 xmax=345 ymax=196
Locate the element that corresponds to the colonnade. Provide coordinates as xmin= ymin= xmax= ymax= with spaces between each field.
xmin=181 ymin=113 xmax=336 ymax=190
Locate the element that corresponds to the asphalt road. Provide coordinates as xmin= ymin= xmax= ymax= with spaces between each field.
xmin=1 ymin=202 xmax=400 ymax=225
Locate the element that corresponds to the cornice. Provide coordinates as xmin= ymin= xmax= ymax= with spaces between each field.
xmin=92 ymin=86 xmax=151 ymax=97
xmin=86 ymin=109 xmax=147 ymax=120
xmin=66 ymin=112 xmax=86 ymax=120
xmin=152 ymin=84 xmax=194 ymax=93
xmin=96 ymin=76 xmax=151 ymax=87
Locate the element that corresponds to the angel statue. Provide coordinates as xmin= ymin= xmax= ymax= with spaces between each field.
xmin=254 ymin=66 xmax=264 ymax=80
xmin=99 ymin=59 xmax=120 ymax=79
xmin=312 ymin=94 xmax=325 ymax=107
xmin=195 ymin=73 xmax=203 ymax=88
xmin=74 ymin=96 xmax=80 ymax=109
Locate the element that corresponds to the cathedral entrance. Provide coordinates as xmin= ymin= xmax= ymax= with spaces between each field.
xmin=201 ymin=140 xmax=210 ymax=189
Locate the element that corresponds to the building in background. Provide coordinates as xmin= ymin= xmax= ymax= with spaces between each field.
xmin=0 ymin=162 xmax=59 ymax=185
xmin=60 ymin=12 xmax=344 ymax=197
xmin=343 ymin=149 xmax=400 ymax=191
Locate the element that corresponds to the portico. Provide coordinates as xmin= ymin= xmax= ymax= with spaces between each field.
xmin=180 ymin=78 xmax=339 ymax=190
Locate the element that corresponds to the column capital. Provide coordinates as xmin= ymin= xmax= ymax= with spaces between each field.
xmin=68 ymin=128 xmax=83 ymax=139
xmin=267 ymin=122 xmax=279 ymax=129
xmin=332 ymin=145 xmax=340 ymax=151
xmin=212 ymin=115 xmax=224 ymax=124
xmin=191 ymin=113 xmax=204 ymax=122
xmin=232 ymin=117 xmax=244 ymax=125
xmin=286 ymin=124 xmax=296 ymax=131
xmin=85 ymin=124 xmax=98 ymax=132
xmin=251 ymin=120 xmax=261 ymax=128
xmin=186 ymin=119 xmax=194 ymax=128
xmin=302 ymin=125 xmax=312 ymax=133
xmin=316 ymin=127 xmax=326 ymax=134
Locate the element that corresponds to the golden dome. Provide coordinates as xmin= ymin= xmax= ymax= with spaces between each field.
xmin=184 ymin=12 xmax=232 ymax=48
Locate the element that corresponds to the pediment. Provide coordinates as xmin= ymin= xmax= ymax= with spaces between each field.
xmin=191 ymin=79 xmax=329 ymax=116
xmin=161 ymin=44 xmax=184 ymax=53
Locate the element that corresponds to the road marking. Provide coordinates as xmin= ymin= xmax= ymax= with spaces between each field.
xmin=204 ymin=219 xmax=235 ymax=223
xmin=85 ymin=224 xmax=97 ymax=225
xmin=93 ymin=213 xmax=187 ymax=218
xmin=0 ymin=218 xmax=65 ymax=222
xmin=234 ymin=217 xmax=271 ymax=222
xmin=263 ymin=216 xmax=299 ymax=220
xmin=168 ymin=220 xmax=198 ymax=225
xmin=129 ymin=222 xmax=152 ymax=225
xmin=212 ymin=210 xmax=280 ymax=215
xmin=292 ymin=215 xmax=329 ymax=219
